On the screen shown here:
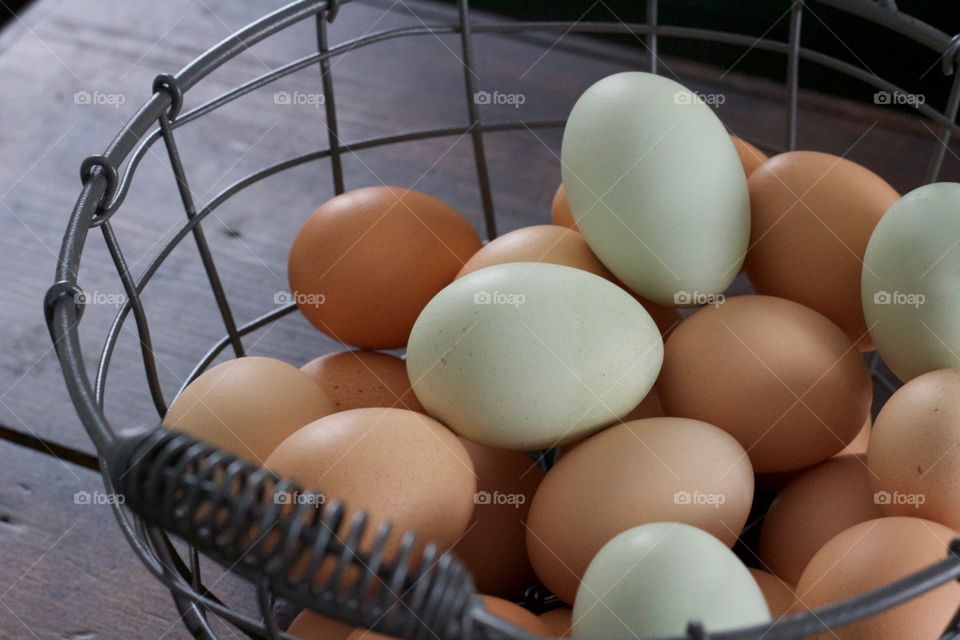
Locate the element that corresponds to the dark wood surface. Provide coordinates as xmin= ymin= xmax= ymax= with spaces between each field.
xmin=0 ymin=0 xmax=958 ymax=637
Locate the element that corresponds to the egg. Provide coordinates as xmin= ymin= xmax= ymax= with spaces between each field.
xmin=407 ymin=263 xmax=663 ymax=450
xmin=454 ymin=224 xmax=680 ymax=336
xmin=794 ymin=517 xmax=960 ymax=640
xmin=526 ymin=417 xmax=754 ymax=604
xmin=264 ymin=408 xmax=476 ymax=563
xmin=551 ymin=184 xmax=577 ymax=229
xmin=572 ymin=523 xmax=770 ymax=638
xmin=659 ymin=295 xmax=872 ymax=473
xmin=561 ymin=72 xmax=750 ymax=307
xmin=539 ymin=609 xmax=573 ymax=638
xmin=838 ymin=414 xmax=871 ymax=457
xmin=452 ymin=439 xmax=545 ymax=599
xmin=862 ymin=182 xmax=960 ymax=381
xmin=300 ymin=350 xmax=424 ymax=413
xmin=288 ymin=611 xmax=355 ymax=640
xmin=749 ymin=569 xmax=795 ymax=619
xmin=480 ymin=596 xmax=551 ymax=636
xmin=287 ymin=186 xmax=482 ymax=349
xmin=731 ymin=136 xmax=768 ymax=178
xmin=868 ymin=368 xmax=960 ymax=529
xmin=746 ymin=152 xmax=898 ymax=351
xmin=163 ymin=356 xmax=334 ymax=464
xmin=759 ymin=455 xmax=883 ymax=586
xmin=456 ymin=225 xmax=613 ymax=280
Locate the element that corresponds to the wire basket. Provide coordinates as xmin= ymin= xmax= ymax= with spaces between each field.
xmin=44 ymin=0 xmax=960 ymax=638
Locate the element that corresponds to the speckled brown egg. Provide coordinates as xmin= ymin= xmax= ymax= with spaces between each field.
xmin=659 ymin=295 xmax=872 ymax=473
xmin=526 ymin=417 xmax=754 ymax=604
xmin=301 ymin=350 xmax=424 ymax=413
xmin=163 ymin=356 xmax=334 ymax=465
xmin=452 ymin=439 xmax=545 ymax=599
xmin=759 ymin=455 xmax=883 ymax=586
xmin=745 ymin=152 xmax=899 ymax=351
xmin=288 ymin=186 xmax=481 ymax=349
xmin=869 ymin=368 xmax=960 ymax=529
xmin=264 ymin=408 xmax=476 ymax=563
xmin=793 ymin=517 xmax=960 ymax=640
xmin=749 ymin=569 xmax=795 ymax=619
xmin=551 ymin=184 xmax=577 ymax=229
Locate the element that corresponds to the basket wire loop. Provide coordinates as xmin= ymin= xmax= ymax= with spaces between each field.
xmin=45 ymin=0 xmax=960 ymax=638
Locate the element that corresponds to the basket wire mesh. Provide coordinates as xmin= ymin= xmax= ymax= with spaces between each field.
xmin=44 ymin=0 xmax=960 ymax=638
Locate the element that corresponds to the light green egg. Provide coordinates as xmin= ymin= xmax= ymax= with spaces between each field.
xmin=572 ymin=523 xmax=770 ymax=638
xmin=561 ymin=72 xmax=750 ymax=308
xmin=406 ymin=262 xmax=662 ymax=450
xmin=862 ymin=182 xmax=960 ymax=382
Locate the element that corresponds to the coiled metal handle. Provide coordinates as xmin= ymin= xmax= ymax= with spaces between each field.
xmin=107 ymin=427 xmax=480 ymax=640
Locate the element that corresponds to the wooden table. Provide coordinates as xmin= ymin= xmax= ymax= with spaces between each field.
xmin=0 ymin=0 xmax=957 ymax=637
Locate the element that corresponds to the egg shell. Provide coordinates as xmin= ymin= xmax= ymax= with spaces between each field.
xmin=659 ymin=295 xmax=872 ymax=473
xmin=561 ymin=72 xmax=750 ymax=307
xmin=288 ymin=611 xmax=355 ymax=640
xmin=868 ymin=368 xmax=960 ymax=529
xmin=526 ymin=417 xmax=754 ymax=604
xmin=731 ymin=136 xmax=768 ymax=178
xmin=862 ymin=182 xmax=960 ymax=381
xmin=749 ymin=569 xmax=795 ymax=619
xmin=794 ymin=517 xmax=960 ymax=640
xmin=287 ymin=186 xmax=482 ymax=349
xmin=572 ymin=523 xmax=770 ymax=638
xmin=300 ymin=350 xmax=424 ymax=413
xmin=407 ymin=262 xmax=663 ymax=450
xmin=759 ymin=455 xmax=883 ymax=586
xmin=163 ymin=356 xmax=334 ymax=464
xmin=551 ymin=184 xmax=577 ymax=229
xmin=539 ymin=609 xmax=573 ymax=638
xmin=482 ymin=596 xmax=551 ymax=637
xmin=452 ymin=439 xmax=545 ymax=599
xmin=746 ymin=151 xmax=898 ymax=351
xmin=264 ymin=408 xmax=476 ymax=562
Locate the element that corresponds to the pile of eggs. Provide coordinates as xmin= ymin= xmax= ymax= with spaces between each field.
xmin=163 ymin=72 xmax=960 ymax=640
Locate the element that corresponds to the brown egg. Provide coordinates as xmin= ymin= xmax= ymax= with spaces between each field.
xmin=264 ymin=408 xmax=476 ymax=563
xmin=551 ymin=184 xmax=577 ymax=229
xmin=869 ymin=368 xmax=960 ymax=529
xmin=659 ymin=295 xmax=872 ymax=473
xmin=482 ymin=596 xmax=551 ymax=636
xmin=759 ymin=455 xmax=883 ymax=586
xmin=731 ymin=136 xmax=768 ymax=178
xmin=301 ymin=350 xmax=424 ymax=413
xmin=288 ymin=186 xmax=482 ymax=349
xmin=539 ymin=608 xmax=573 ymax=638
xmin=745 ymin=151 xmax=899 ymax=351
xmin=794 ymin=517 xmax=960 ymax=640
xmin=622 ymin=385 xmax=665 ymax=421
xmin=456 ymin=225 xmax=613 ymax=280
xmin=452 ymin=440 xmax=545 ymax=599
xmin=526 ymin=417 xmax=754 ymax=604
xmin=838 ymin=414 xmax=871 ymax=457
xmin=163 ymin=356 xmax=334 ymax=465
xmin=288 ymin=611 xmax=355 ymax=640
xmin=749 ymin=569 xmax=795 ymax=619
